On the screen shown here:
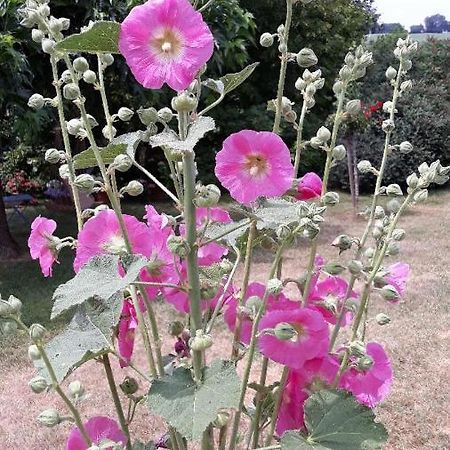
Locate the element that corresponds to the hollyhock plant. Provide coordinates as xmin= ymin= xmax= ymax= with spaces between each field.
xmin=258 ymin=308 xmax=329 ymax=369
xmin=74 ymin=209 xmax=153 ymax=272
xmin=340 ymin=342 xmax=393 ymax=408
xmin=117 ymin=299 xmax=138 ymax=367
xmin=66 ymin=416 xmax=127 ymax=450
xmin=384 ymin=262 xmax=410 ymax=297
xmin=28 ymin=216 xmax=59 ymax=277
xmin=296 ymin=172 xmax=323 ymax=201
xmin=118 ymin=0 xmax=214 ymax=91
xmin=215 ymin=130 xmax=294 ymax=204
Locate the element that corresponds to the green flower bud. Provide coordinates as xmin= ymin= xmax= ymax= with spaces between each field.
xmin=295 ymin=77 xmax=307 ymax=91
xmin=41 ymin=38 xmax=56 ymax=54
xmin=82 ymin=70 xmax=97 ymax=84
xmin=63 ymin=83 xmax=80 ymax=100
xmin=171 ymin=92 xmax=198 ymax=112
xmin=37 ymin=4 xmax=50 ymax=16
xmin=167 ymin=235 xmax=190 ymax=257
xmin=29 ymin=323 xmax=46 ymax=341
xmin=332 ymin=80 xmax=344 ymax=95
xmin=29 ymin=376 xmax=48 ymax=394
xmin=138 ymin=107 xmax=159 ymax=125
xmin=344 ymin=52 xmax=355 ymax=67
xmin=345 ymin=99 xmax=361 ymax=115
xmin=278 ymin=43 xmax=287 ymax=53
xmin=123 ymin=180 xmax=143 ymax=197
xmin=296 ymin=48 xmax=318 ymax=68
xmin=189 ymin=330 xmax=213 ymax=351
xmin=68 ymin=380 xmax=85 ymax=399
xmin=0 ymin=300 xmax=14 ymax=317
xmin=322 ymin=191 xmax=340 ymax=206
xmin=45 ymin=148 xmax=62 ymax=164
xmin=113 ymin=154 xmax=133 ymax=173
xmin=74 ymin=174 xmax=95 ymax=193
xmin=38 ymin=409 xmax=61 ymax=427
xmin=61 ymin=69 xmax=72 ymax=84
xmin=348 ymin=259 xmax=364 ymax=275
xmin=284 ymin=109 xmax=297 ymax=123
xmin=168 ymin=321 xmax=185 ymax=337
xmin=357 ymin=160 xmax=372 ymax=174
xmin=386 ymin=241 xmax=400 ymax=256
xmin=386 ymin=198 xmax=401 ymax=214
xmin=382 ymin=119 xmax=395 ymax=133
xmin=59 ymin=18 xmax=70 ymax=31
xmin=399 ymin=141 xmax=413 ymax=154
xmin=386 ymin=184 xmax=403 ymax=197
xmin=32 ymin=29 xmax=45 ymax=43
xmin=316 ymin=126 xmax=331 ymax=143
xmin=213 ymin=411 xmax=230 ymax=428
xmin=73 ymin=57 xmax=89 ymax=73
xmin=339 ymin=65 xmax=352 ymax=81
xmin=120 ymin=376 xmax=139 ymax=395
xmin=376 ymin=313 xmax=391 ymax=325
xmin=102 ymin=125 xmax=117 ymax=140
xmin=194 ymin=184 xmax=221 ymax=208
xmin=402 ymin=59 xmax=413 ymax=71
xmin=348 ymin=340 xmax=366 ymax=358
xmin=245 ymin=295 xmax=263 ymax=313
xmin=323 ymin=261 xmax=346 ymax=276
xmin=28 ymin=344 xmax=42 ymax=361
xmin=260 ymin=32 xmax=274 ymax=47
xmin=332 ymin=234 xmax=352 ymax=252
xmin=100 ymin=53 xmax=115 ymax=66
xmin=157 ymin=107 xmax=174 ymax=123
xmin=385 ymin=66 xmax=397 ymax=80
xmin=59 ymin=164 xmax=70 ymax=179
xmin=281 ymin=97 xmax=294 ymax=114
xmin=274 ymin=322 xmax=297 ymax=341
xmin=332 ymin=144 xmax=346 ymax=161
xmin=117 ymin=107 xmax=134 ymax=122
xmin=414 ymin=189 xmax=428 ymax=203
xmin=381 ymin=284 xmax=399 ymax=301
xmin=267 ymin=278 xmax=283 ymax=295
xmin=392 ymin=228 xmax=406 ymax=241
xmin=374 ymin=206 xmax=385 ymax=219
xmin=357 ymin=355 xmax=374 ymax=371
xmin=28 ymin=93 xmax=45 ymax=110
xmin=400 ymin=80 xmax=413 ymax=93
xmin=8 ymin=295 xmax=22 ymax=313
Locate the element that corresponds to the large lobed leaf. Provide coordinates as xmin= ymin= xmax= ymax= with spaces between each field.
xmin=254 ymin=198 xmax=301 ymax=231
xmin=51 ymin=255 xmax=147 ymax=319
xmin=148 ymin=360 xmax=240 ymax=440
xmin=55 ymin=21 xmax=121 ymax=54
xmin=73 ymin=143 xmax=127 ymax=170
xmin=281 ymin=390 xmax=388 ymax=450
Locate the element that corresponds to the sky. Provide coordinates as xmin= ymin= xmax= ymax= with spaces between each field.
xmin=374 ymin=0 xmax=450 ymax=29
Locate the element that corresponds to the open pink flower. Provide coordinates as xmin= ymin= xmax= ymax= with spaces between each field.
xmin=258 ymin=308 xmax=329 ymax=369
xmin=28 ymin=216 xmax=58 ymax=277
xmin=119 ymin=0 xmax=214 ymax=91
xmin=276 ymin=370 xmax=309 ymax=436
xmin=340 ymin=342 xmax=393 ymax=408
xmin=144 ymin=204 xmax=172 ymax=236
xmin=117 ymin=299 xmax=138 ymax=367
xmin=215 ymin=130 xmax=294 ymax=204
xmin=384 ymin=262 xmax=410 ymax=296
xmin=74 ymin=210 xmax=153 ymax=272
xmin=296 ymin=172 xmax=322 ymax=200
xmin=301 ymin=355 xmax=340 ymax=389
xmin=224 ymin=282 xmax=298 ymax=344
xmin=66 ymin=416 xmax=127 ymax=450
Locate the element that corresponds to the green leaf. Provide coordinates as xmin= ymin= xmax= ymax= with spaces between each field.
xmin=149 ymin=116 xmax=215 ymax=152
xmin=114 ymin=131 xmax=143 ymax=159
xmin=281 ymin=390 xmax=388 ymax=450
xmin=73 ymin=143 xmax=127 ymax=170
xmin=254 ymin=198 xmax=301 ymax=231
xmin=51 ymin=255 xmax=147 ymax=320
xmin=148 ymin=360 xmax=240 ymax=440
xmin=204 ymin=62 xmax=259 ymax=95
xmin=204 ymin=219 xmax=250 ymax=248
xmin=55 ymin=21 xmax=121 ymax=54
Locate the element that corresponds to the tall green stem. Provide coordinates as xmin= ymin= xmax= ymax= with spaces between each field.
xmin=97 ymin=54 xmax=114 ymax=143
xmin=293 ymin=100 xmax=308 ymax=177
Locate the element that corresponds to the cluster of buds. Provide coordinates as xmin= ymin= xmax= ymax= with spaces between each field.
xmin=295 ymin=201 xmax=327 ymax=240
xmin=137 ymin=106 xmax=173 ymax=142
xmin=194 ymin=183 xmax=221 ymax=208
xmin=309 ymin=126 xmax=331 ymax=149
xmin=294 ymin=69 xmax=325 ymax=111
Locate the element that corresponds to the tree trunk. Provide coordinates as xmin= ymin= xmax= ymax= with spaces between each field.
xmin=0 ymin=183 xmax=20 ymax=260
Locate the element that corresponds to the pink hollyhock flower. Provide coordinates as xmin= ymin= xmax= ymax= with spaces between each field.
xmin=309 ymin=276 xmax=358 ymax=325
xmin=296 ymin=172 xmax=323 ymax=200
xmin=276 ymin=370 xmax=309 ymax=436
xmin=66 ymin=416 xmax=127 ymax=450
xmin=301 ymin=355 xmax=340 ymax=389
xmin=384 ymin=262 xmax=410 ymax=296
xmin=28 ymin=216 xmax=59 ymax=277
xmin=224 ymin=282 xmax=298 ymax=344
xmin=117 ymin=299 xmax=138 ymax=367
xmin=340 ymin=342 xmax=393 ymax=408
xmin=258 ymin=308 xmax=329 ymax=369
xmin=74 ymin=210 xmax=153 ymax=272
xmin=119 ymin=0 xmax=214 ymax=91
xmin=196 ymin=207 xmax=231 ymax=226
xmin=144 ymin=205 xmax=172 ymax=236
xmin=215 ymin=130 xmax=294 ymax=204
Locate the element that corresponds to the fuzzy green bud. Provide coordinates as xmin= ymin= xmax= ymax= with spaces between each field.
xmin=59 ymin=164 xmax=70 ymax=180
xmin=168 ymin=321 xmax=185 ymax=337
xmin=100 ymin=53 xmax=114 ymax=66
xmin=267 ymin=278 xmax=283 ymax=295
xmin=387 ymin=241 xmax=400 ymax=256
xmin=385 ymin=66 xmax=397 ymax=80
xmin=28 ymin=344 xmax=42 ymax=361
xmin=316 ymin=126 xmax=331 ymax=143
xmin=63 ymin=83 xmax=80 ymax=100
xmin=120 ymin=376 xmax=139 ymax=395
xmin=194 ymin=184 xmax=221 ymax=208
xmin=297 ymin=48 xmax=318 ymax=68
xmin=333 ymin=80 xmax=344 ymax=95
xmin=332 ymin=234 xmax=352 ymax=252
xmin=82 ymin=69 xmax=97 ymax=84
xmin=167 ymin=235 xmax=189 ymax=258
xmin=0 ymin=300 xmax=14 ymax=317
xmin=8 ymin=295 xmax=22 ymax=313
xmin=29 ymin=323 xmax=46 ymax=341
xmin=123 ymin=180 xmax=143 ymax=197
xmin=102 ymin=124 xmax=117 ymax=140
xmin=31 ymin=29 xmax=45 ymax=43
xmin=260 ymin=32 xmax=274 ymax=47
xmin=392 ymin=229 xmax=406 ymax=241
xmin=332 ymin=144 xmax=346 ymax=161
xmin=382 ymin=119 xmax=395 ymax=133
xmin=68 ymin=380 xmax=85 ymax=399
xmin=171 ymin=92 xmax=197 ymax=112
xmin=339 ymin=65 xmax=352 ymax=81
xmin=38 ymin=409 xmax=61 ymax=427
xmin=357 ymin=160 xmax=372 ymax=174
xmin=113 ymin=154 xmax=133 ymax=173
xmin=414 ymin=189 xmax=428 ymax=203
xmin=375 ymin=313 xmax=391 ymax=326
xmin=346 ymin=99 xmax=361 ymax=115
xmin=73 ymin=57 xmax=89 ymax=73
xmin=386 ymin=184 xmax=403 ymax=197
xmin=28 ymin=93 xmax=45 ymax=110
xmin=324 ymin=261 xmax=346 ymax=275
xmin=399 ymin=141 xmax=413 ymax=154
xmin=117 ymin=107 xmax=134 ymax=122
xmin=274 ymin=322 xmax=297 ymax=341
xmin=29 ymin=376 xmax=48 ymax=394
xmin=295 ymin=77 xmax=307 ymax=91
xmin=189 ymin=330 xmax=213 ymax=351
xmin=213 ymin=411 xmax=230 ymax=428
xmin=348 ymin=340 xmax=366 ymax=358
xmin=348 ymin=259 xmax=363 ymax=275
xmin=157 ymin=107 xmax=174 ymax=123
xmin=322 ymin=191 xmax=340 ymax=206
xmin=41 ymin=38 xmax=56 ymax=54
xmin=138 ymin=107 xmax=158 ymax=125
xmin=381 ymin=284 xmax=399 ymax=302
xmin=357 ymin=355 xmax=374 ymax=371
xmin=45 ymin=148 xmax=61 ymax=164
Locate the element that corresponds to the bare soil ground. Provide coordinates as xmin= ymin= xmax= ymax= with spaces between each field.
xmin=1 ymin=193 xmax=449 ymax=449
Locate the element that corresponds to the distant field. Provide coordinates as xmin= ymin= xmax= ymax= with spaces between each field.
xmin=366 ymin=32 xmax=450 ymax=42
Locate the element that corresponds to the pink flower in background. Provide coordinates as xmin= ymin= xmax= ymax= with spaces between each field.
xmin=340 ymin=342 xmax=393 ymax=408
xmin=117 ymin=299 xmax=138 ymax=367
xmin=224 ymin=282 xmax=298 ymax=344
xmin=144 ymin=204 xmax=172 ymax=236
xmin=28 ymin=216 xmax=58 ymax=277
xmin=384 ymin=262 xmax=410 ymax=296
xmin=66 ymin=416 xmax=127 ymax=449
xmin=74 ymin=210 xmax=153 ymax=272
xmin=301 ymin=355 xmax=340 ymax=388
xmin=119 ymin=0 xmax=214 ymax=91
xmin=296 ymin=172 xmax=322 ymax=200
xmin=215 ymin=130 xmax=294 ymax=204
xmin=196 ymin=207 xmax=231 ymax=226
xmin=258 ymin=308 xmax=329 ymax=369
xmin=276 ymin=370 xmax=309 ymax=436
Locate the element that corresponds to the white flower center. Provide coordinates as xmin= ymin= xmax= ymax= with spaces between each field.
xmin=161 ymin=41 xmax=172 ymax=53
xmin=245 ymin=154 xmax=268 ymax=178
xmin=104 ymin=234 xmax=127 ymax=255
xmin=151 ymin=28 xmax=182 ymax=58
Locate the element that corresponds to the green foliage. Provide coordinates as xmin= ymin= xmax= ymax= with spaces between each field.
xmin=148 ymin=360 xmax=240 ymax=440
xmin=73 ymin=143 xmax=127 ymax=170
xmin=281 ymin=390 xmax=388 ymax=450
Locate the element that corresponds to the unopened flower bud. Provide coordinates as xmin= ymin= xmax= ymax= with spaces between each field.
xmin=28 ymin=93 xmax=45 ymax=110
xmin=357 ymin=355 xmax=374 ymax=371
xmin=284 ymin=109 xmax=297 ymax=123
xmin=74 ymin=174 xmax=95 ymax=193
xmin=41 ymin=38 xmax=56 ymax=54
xmin=29 ymin=376 xmax=48 ymax=394
xmin=260 ymin=32 xmax=274 ymax=47
xmin=63 ymin=83 xmax=80 ymax=100
xmin=59 ymin=17 xmax=70 ymax=30
xmin=245 ymin=295 xmax=263 ymax=313
xmin=376 ymin=313 xmax=391 ymax=325
xmin=333 ymin=80 xmax=344 ymax=95
xmin=138 ymin=107 xmax=158 ymax=125
xmin=32 ymin=28 xmax=45 ymax=43
xmin=213 ymin=411 xmax=230 ymax=428
xmin=278 ymin=43 xmax=287 ymax=53
xmin=120 ymin=376 xmax=139 ymax=395
xmin=45 ymin=148 xmax=61 ymax=164
xmin=59 ymin=164 xmax=70 ymax=179
xmin=171 ymin=92 xmax=197 ymax=112
xmin=123 ymin=180 xmax=143 ymax=197
xmin=281 ymin=97 xmax=294 ymax=114
xmin=322 ymin=191 xmax=340 ymax=206
xmin=387 ymin=241 xmax=400 ymax=256
xmin=357 ymin=160 xmax=372 ymax=174
xmin=348 ymin=259 xmax=363 ymax=275
xmin=168 ymin=321 xmax=184 ymax=337
xmin=297 ymin=48 xmax=318 ymax=68
xmin=189 ymin=330 xmax=213 ymax=351
xmin=339 ymin=65 xmax=352 ymax=81
xmin=37 ymin=3 xmax=50 ymax=16
xmin=82 ymin=70 xmax=97 ymax=84
xmin=157 ymin=107 xmax=173 ymax=123
xmin=73 ymin=57 xmax=89 ymax=73
xmin=392 ymin=229 xmax=406 ymax=241
xmin=274 ymin=322 xmax=297 ymax=341
xmin=399 ymin=141 xmax=413 ymax=154
xmin=113 ymin=154 xmax=133 ymax=172
xmin=100 ymin=53 xmax=114 ymax=66
xmin=295 ymin=77 xmax=307 ymax=91
xmin=61 ymin=69 xmax=72 ymax=84
xmin=28 ymin=344 xmax=42 ymax=361
xmin=102 ymin=125 xmax=117 ymax=140
xmin=345 ymin=99 xmax=361 ymax=115
xmin=382 ymin=119 xmax=395 ymax=133
xmin=348 ymin=340 xmax=366 ymax=358
xmin=386 ymin=184 xmax=403 ymax=197
xmin=117 ymin=107 xmax=134 ymax=122
xmin=332 ymin=144 xmax=346 ymax=161
xmin=8 ymin=295 xmax=22 ymax=313
xmin=267 ymin=278 xmax=283 ymax=295
xmin=68 ymin=380 xmax=85 ymax=399
xmin=316 ymin=126 xmax=331 ymax=143
xmin=309 ymin=136 xmax=323 ymax=149
xmin=324 ymin=261 xmax=346 ymax=275
xmin=0 ymin=300 xmax=14 ymax=317
xmin=332 ymin=234 xmax=352 ymax=252
xmin=195 ymin=184 xmax=221 ymax=207
xmin=29 ymin=323 xmax=46 ymax=341
xmin=38 ymin=409 xmax=61 ymax=427
xmin=381 ymin=284 xmax=399 ymax=301
xmin=414 ymin=189 xmax=428 ymax=203
xmin=167 ymin=235 xmax=189 ymax=257
xmin=385 ymin=66 xmax=397 ymax=80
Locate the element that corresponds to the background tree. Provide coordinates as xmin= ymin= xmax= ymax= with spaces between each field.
xmin=424 ymin=14 xmax=448 ymax=33
xmin=410 ymin=24 xmax=425 ymax=34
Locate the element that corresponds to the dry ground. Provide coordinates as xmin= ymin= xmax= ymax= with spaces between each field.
xmin=1 ymin=192 xmax=449 ymax=449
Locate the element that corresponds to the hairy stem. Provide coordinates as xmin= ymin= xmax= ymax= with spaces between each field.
xmin=293 ymin=100 xmax=308 ymax=177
